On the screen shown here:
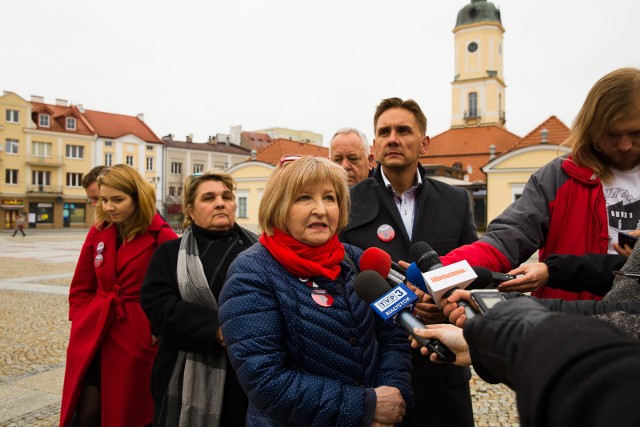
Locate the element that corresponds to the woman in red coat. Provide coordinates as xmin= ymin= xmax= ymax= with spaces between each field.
xmin=60 ymin=164 xmax=177 ymax=427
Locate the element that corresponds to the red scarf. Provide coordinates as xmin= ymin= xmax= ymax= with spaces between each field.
xmin=260 ymin=228 xmax=345 ymax=280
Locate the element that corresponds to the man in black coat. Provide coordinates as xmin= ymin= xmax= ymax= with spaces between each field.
xmin=341 ymin=97 xmax=478 ymax=426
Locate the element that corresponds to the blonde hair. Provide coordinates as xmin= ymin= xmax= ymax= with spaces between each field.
xmin=570 ymin=67 xmax=640 ymax=180
xmin=259 ymin=156 xmax=350 ymax=236
xmin=182 ymin=169 xmax=237 ymax=229
xmin=95 ymin=164 xmax=156 ymax=241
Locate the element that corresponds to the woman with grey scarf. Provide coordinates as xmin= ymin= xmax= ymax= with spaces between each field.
xmin=141 ymin=170 xmax=257 ymax=426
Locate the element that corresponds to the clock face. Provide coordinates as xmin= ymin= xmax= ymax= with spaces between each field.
xmin=468 ymin=42 xmax=478 ymax=53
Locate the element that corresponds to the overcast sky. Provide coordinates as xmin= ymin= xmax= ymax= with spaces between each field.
xmin=3 ymin=0 xmax=639 ymax=146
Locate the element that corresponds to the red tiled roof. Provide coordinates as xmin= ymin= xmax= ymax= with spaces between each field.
xmin=241 ymin=132 xmax=272 ymax=152
xmin=31 ymin=102 xmax=95 ymax=136
xmin=255 ymin=138 xmax=329 ymax=165
xmin=82 ymin=109 xmax=162 ymax=144
xmin=502 ymin=115 xmax=570 ymax=155
xmin=421 ymin=126 xmax=521 ymax=182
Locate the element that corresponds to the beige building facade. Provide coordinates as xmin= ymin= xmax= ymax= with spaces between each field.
xmin=253 ymin=127 xmax=322 ymax=146
xmin=227 ymin=161 xmax=275 ymax=234
xmin=1 ymin=92 xmax=95 ymax=230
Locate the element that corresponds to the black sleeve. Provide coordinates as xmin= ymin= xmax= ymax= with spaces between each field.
xmin=544 ymin=253 xmax=626 ymax=296
xmin=511 ymin=314 xmax=640 ymax=427
xmin=464 ymin=298 xmax=640 ymax=427
xmin=535 ymin=298 xmax=640 ymax=315
xmin=140 ymin=240 xmax=221 ymax=354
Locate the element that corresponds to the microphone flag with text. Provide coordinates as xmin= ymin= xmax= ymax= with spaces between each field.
xmin=408 ymin=242 xmax=477 ymax=306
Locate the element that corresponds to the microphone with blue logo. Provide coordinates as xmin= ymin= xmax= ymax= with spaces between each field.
xmin=354 ymin=269 xmax=456 ymax=363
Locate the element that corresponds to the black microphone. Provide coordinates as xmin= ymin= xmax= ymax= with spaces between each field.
xmin=469 ymin=267 xmax=517 ymax=289
xmin=409 ymin=241 xmax=477 ymax=319
xmin=409 ymin=241 xmax=442 ymax=272
xmin=354 ymin=270 xmax=456 ymax=363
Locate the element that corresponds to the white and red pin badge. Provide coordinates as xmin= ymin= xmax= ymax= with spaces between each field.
xmin=94 ymin=241 xmax=105 ymax=267
xmin=377 ymin=224 xmax=395 ymax=242
xmin=311 ymin=289 xmax=334 ymax=308
xmin=300 ymin=277 xmax=334 ymax=307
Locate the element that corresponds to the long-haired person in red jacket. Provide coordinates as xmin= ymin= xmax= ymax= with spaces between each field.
xmin=60 ymin=164 xmax=177 ymax=427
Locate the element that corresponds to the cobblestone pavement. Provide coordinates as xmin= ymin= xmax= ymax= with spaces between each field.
xmin=0 ymin=229 xmax=520 ymax=426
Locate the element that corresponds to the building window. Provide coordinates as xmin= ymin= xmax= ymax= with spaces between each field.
xmin=104 ymin=153 xmax=113 ymax=166
xmin=66 ymin=117 xmax=77 ymax=130
xmin=39 ymin=114 xmax=50 ymax=127
xmin=64 ymin=202 xmax=86 ymax=226
xmin=105 ymin=140 xmax=113 ymax=147
xmin=193 ymin=163 xmax=204 ymax=174
xmin=65 ymin=144 xmax=84 ymax=159
xmin=6 ymin=138 xmax=19 ymax=154
xmin=146 ymin=145 xmax=154 ymax=151
xmin=177 ymin=186 xmax=183 ymax=197
xmin=237 ymin=197 xmax=248 ymax=218
xmin=66 ymin=172 xmax=83 ymax=187
xmin=126 ymin=155 xmax=134 ymax=166
xmin=171 ymin=162 xmax=182 ymax=174
xmin=146 ymin=157 xmax=154 ymax=171
xmin=236 ymin=189 xmax=248 ymax=218
xmin=32 ymin=170 xmax=51 ymax=186
xmin=468 ymin=92 xmax=478 ymax=118
xmin=169 ymin=186 xmax=176 ymax=197
xmin=32 ymin=141 xmax=52 ymax=157
xmin=6 ymin=169 xmax=18 ymax=185
xmin=30 ymin=201 xmax=53 ymax=224
xmin=6 ymin=109 xmax=19 ymax=123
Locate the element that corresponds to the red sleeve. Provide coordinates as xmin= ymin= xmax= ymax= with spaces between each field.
xmin=441 ymin=241 xmax=512 ymax=272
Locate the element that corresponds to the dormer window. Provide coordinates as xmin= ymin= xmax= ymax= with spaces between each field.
xmin=39 ymin=114 xmax=50 ymax=127
xmin=66 ymin=117 xmax=77 ymax=130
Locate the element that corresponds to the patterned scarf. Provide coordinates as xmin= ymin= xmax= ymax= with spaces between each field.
xmin=596 ymin=242 xmax=640 ymax=339
xmin=260 ymin=228 xmax=345 ymax=280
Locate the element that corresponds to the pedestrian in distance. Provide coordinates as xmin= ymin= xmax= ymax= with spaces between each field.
xmin=12 ymin=213 xmax=26 ymax=237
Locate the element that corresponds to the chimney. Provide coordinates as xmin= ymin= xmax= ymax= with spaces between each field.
xmin=230 ymin=125 xmax=242 ymax=145
xmin=251 ymin=149 xmax=257 ymax=160
xmin=56 ymin=98 xmax=68 ymax=106
xmin=137 ymin=113 xmax=145 ymax=122
xmin=186 ymin=134 xmax=193 ymax=143
xmin=489 ymin=144 xmax=496 ymax=160
xmin=540 ymin=128 xmax=549 ymax=144
xmin=31 ymin=95 xmax=44 ymax=103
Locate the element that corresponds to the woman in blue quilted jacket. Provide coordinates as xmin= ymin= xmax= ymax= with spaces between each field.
xmin=219 ymin=155 xmax=413 ymax=427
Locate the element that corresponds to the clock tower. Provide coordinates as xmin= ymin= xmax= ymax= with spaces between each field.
xmin=451 ymin=0 xmax=505 ymax=128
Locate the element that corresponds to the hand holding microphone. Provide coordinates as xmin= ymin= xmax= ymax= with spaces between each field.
xmin=408 ymin=324 xmax=472 ymax=367
xmin=353 ymin=270 xmax=456 ymax=363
